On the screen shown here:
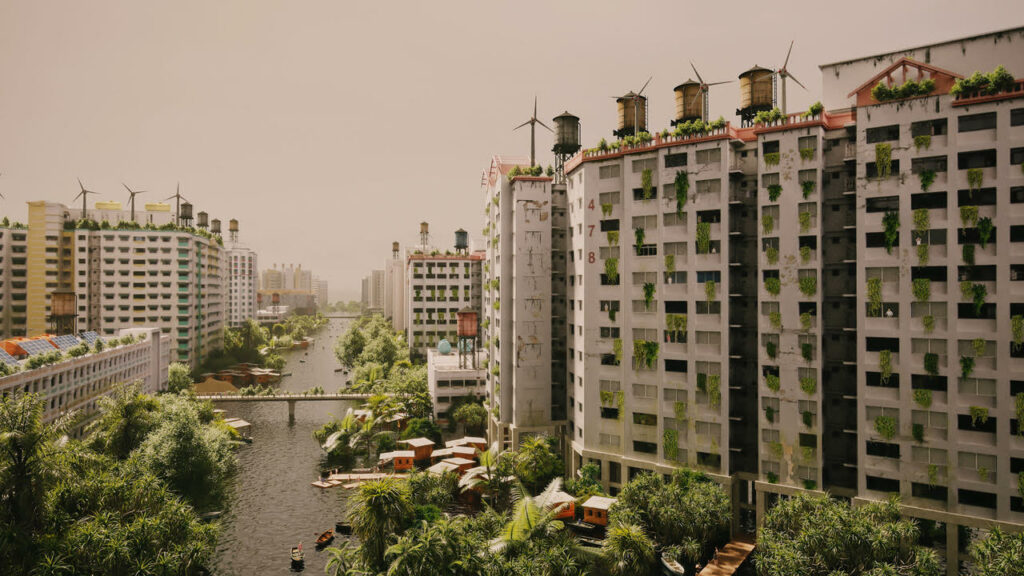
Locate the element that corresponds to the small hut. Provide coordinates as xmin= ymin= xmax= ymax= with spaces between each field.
xmin=581 ymin=496 xmax=617 ymax=527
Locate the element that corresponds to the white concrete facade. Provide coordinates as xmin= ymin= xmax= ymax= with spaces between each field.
xmin=405 ymin=253 xmax=481 ymax=357
xmin=427 ymin=346 xmax=486 ymax=422
xmin=384 ymin=256 xmax=407 ymax=332
xmin=227 ymin=243 xmax=258 ymax=328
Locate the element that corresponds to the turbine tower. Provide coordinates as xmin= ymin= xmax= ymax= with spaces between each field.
xmin=123 ymin=182 xmax=146 ymax=222
xmin=74 ymin=179 xmax=99 ymax=218
xmin=513 ymin=96 xmax=553 ymax=167
xmin=165 ymin=183 xmax=189 ymax=226
xmin=774 ymin=41 xmax=807 ymax=116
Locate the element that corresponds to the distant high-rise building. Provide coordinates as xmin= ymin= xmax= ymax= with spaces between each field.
xmin=226 ymin=221 xmax=258 ymax=328
xmin=314 ymin=277 xmax=329 ymax=308
xmin=385 ymin=244 xmax=407 ymax=332
xmin=406 ymin=250 xmax=482 ymax=358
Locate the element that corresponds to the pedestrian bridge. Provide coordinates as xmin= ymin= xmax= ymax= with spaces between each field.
xmin=196 ymin=392 xmax=373 ymax=422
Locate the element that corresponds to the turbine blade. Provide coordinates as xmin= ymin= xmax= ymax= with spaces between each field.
xmin=513 ymin=120 xmax=531 ymax=131
xmin=784 ymin=40 xmax=794 ymax=69
xmin=536 ymin=119 xmax=553 ymax=133
xmin=78 ymin=178 xmax=85 ymax=191
xmin=788 ymin=73 xmax=808 ymax=91
xmin=706 ymin=80 xmax=733 ymax=86
xmin=690 ymin=61 xmax=705 ymax=85
xmin=123 ymin=183 xmax=132 ymax=193
xmin=533 ymin=95 xmax=537 ymax=119
xmin=638 ymin=76 xmax=652 ymax=95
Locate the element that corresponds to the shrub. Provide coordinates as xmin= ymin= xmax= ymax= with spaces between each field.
xmin=924 ymin=352 xmax=939 ymax=375
xmin=798 ymin=276 xmax=817 ymax=297
xmin=767 ymin=184 xmax=782 ymax=202
xmin=874 ymin=416 xmax=897 ymax=440
xmin=765 ymin=277 xmax=781 ymax=296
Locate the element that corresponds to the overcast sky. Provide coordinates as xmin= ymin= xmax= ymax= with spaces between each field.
xmin=1 ymin=1 xmax=1020 ymax=300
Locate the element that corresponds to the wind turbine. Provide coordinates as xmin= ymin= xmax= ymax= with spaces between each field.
xmin=74 ymin=178 xmax=99 ymax=218
xmin=165 ymin=183 xmax=189 ymax=226
xmin=689 ymin=62 xmax=733 ymax=122
xmin=613 ymin=76 xmax=653 ymax=137
xmin=122 ymin=182 xmax=146 ymax=222
xmin=773 ymin=41 xmax=807 ymax=115
xmin=513 ymin=96 xmax=553 ymax=167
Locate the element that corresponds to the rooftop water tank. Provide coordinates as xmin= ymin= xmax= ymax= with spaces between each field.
xmin=455 ymin=229 xmax=468 ymax=251
xmin=552 ymin=111 xmax=581 ymax=154
xmin=673 ymin=80 xmax=703 ymax=122
xmin=738 ymin=65 xmax=774 ymax=110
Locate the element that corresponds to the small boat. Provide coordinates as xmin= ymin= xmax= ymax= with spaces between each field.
xmin=290 ymin=544 xmax=304 ymax=567
xmin=335 ymin=521 xmax=352 ymax=535
xmin=199 ymin=510 xmax=223 ymax=522
xmin=660 ymin=552 xmax=687 ymax=576
xmin=315 ymin=529 xmax=335 ymax=548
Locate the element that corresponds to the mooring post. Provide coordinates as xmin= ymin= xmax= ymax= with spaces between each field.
xmin=288 ymin=399 xmax=296 ymax=424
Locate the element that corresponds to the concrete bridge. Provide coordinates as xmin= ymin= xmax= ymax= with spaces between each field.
xmin=196 ymin=392 xmax=372 ymax=422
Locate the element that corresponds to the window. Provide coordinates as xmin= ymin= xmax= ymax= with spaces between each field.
xmin=798 ymin=136 xmax=817 ymax=153
xmin=632 ymin=158 xmax=656 ymax=173
xmin=957 ymin=149 xmax=996 ymax=169
xmin=599 ymin=164 xmax=620 ymax=179
xmin=632 ymin=441 xmax=657 ymax=454
xmin=599 ymin=327 xmax=620 ymax=339
xmin=663 ymin=212 xmax=686 ymax=227
xmin=762 ymin=173 xmax=780 ymax=188
xmin=663 ymin=242 xmax=686 ymax=256
xmin=599 ymin=433 xmax=620 ymax=447
xmin=599 ymin=191 xmax=621 ymax=205
xmin=663 ymin=388 xmax=686 ymax=402
xmin=632 ymin=215 xmax=658 ymax=230
xmin=911 ymin=156 xmax=948 ymax=173
xmin=632 ymin=412 xmax=657 ymax=426
xmin=695 ymin=147 xmax=721 ymax=165
xmin=866 ymin=125 xmax=900 ymax=143
xmin=600 ymin=246 xmax=620 ymax=259
xmin=762 ymin=141 xmax=779 ymax=154
xmin=1012 ymin=147 xmax=1024 ymax=166
xmin=665 ymin=152 xmax=687 ymax=168
xmin=866 ymin=196 xmax=900 ymax=213
xmin=866 ymin=159 xmax=900 ymax=177
xmin=958 ymin=112 xmax=997 ymax=132
xmin=632 ymin=384 xmax=657 ymax=399
xmin=696 ymin=179 xmax=721 ymax=197
xmin=911 ymin=118 xmax=948 ymax=136
xmin=1012 ymin=108 xmax=1024 ymax=126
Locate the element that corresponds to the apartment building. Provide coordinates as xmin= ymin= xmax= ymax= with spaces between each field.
xmin=15 ymin=201 xmax=226 ymax=369
xmin=481 ymin=156 xmax=568 ymax=448
xmin=0 ymin=222 xmax=29 ymax=337
xmin=226 ymin=243 xmax=258 ymax=328
xmin=406 ymin=250 xmax=482 ymax=358
xmin=427 ymin=344 xmax=486 ymax=423
xmin=384 ymin=246 xmax=407 ymax=332
xmin=0 ymin=327 xmax=169 ymax=426
xmin=314 ymin=277 xmax=329 ymax=309
xmin=527 ymin=25 xmax=1024 ymax=568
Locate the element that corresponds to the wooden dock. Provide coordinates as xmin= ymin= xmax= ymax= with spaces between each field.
xmin=311 ymin=472 xmax=408 ymax=489
xmin=698 ymin=537 xmax=755 ymax=576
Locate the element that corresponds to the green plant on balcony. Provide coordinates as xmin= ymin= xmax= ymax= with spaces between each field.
xmin=663 ymin=428 xmax=678 ymax=461
xmin=755 ymin=107 xmax=785 ymax=125
xmin=642 ymin=282 xmax=656 ymax=309
xmin=801 ymin=180 xmax=816 ymax=199
xmin=493 ymin=299 xmax=500 ymax=311
xmin=707 ymin=374 xmax=721 ymax=408
xmin=799 ymin=148 xmax=815 ymax=161
xmin=633 ymin=340 xmax=659 ymax=370
xmin=607 ymin=230 xmax=619 ymax=246
xmin=1012 ymin=315 xmax=1024 ymax=352
xmin=799 ymin=447 xmax=815 ymax=463
xmin=913 ymin=388 xmax=933 ymax=409
xmin=800 ymin=376 xmax=817 ymax=395
xmin=766 ymin=340 xmax=778 ymax=359
xmin=972 ymin=283 xmax=987 ymax=315
xmin=916 ymin=243 xmax=929 ymax=265
xmin=762 ymin=213 xmax=775 ymax=236
xmin=801 ymin=343 xmax=814 ymax=362
xmin=803 ymin=479 xmax=817 ymax=491
xmin=929 ymin=465 xmax=939 ymax=487
xmin=963 ymin=244 xmax=976 ymax=265
xmin=641 ymin=168 xmax=653 ymax=200
xmin=960 ymin=205 xmax=979 ymax=228
xmin=978 ymin=466 xmax=990 ymax=482
xmin=664 ymin=253 xmax=675 ymax=273
xmin=977 ymin=216 xmax=994 ymax=249
xmin=766 ymin=471 xmax=778 ymax=484
xmin=874 ymin=416 xmax=897 ymax=440
xmin=1016 ymin=394 xmax=1024 ymax=437
xmin=960 ymin=355 xmax=975 ymax=379
xmin=800 ymin=245 xmax=811 ymax=263
xmin=766 ymin=373 xmax=780 ymax=392
xmin=922 ymin=315 xmax=935 ymax=333
xmin=913 ymin=208 xmax=930 ymax=233
xmin=803 ymin=101 xmax=824 ymax=118
xmin=634 ymin=227 xmax=645 ymax=253
xmin=765 ymin=406 xmax=777 ymax=423
xmin=924 ymin=352 xmax=939 ymax=375
xmin=600 ymin=390 xmax=614 ymax=406
xmin=951 ymin=66 xmax=1016 ymax=96
xmin=802 ymin=411 xmax=814 ymax=428
xmin=912 ymin=423 xmax=925 ymax=443
xmin=674 ymin=401 xmax=687 ymax=423
xmin=917 ymin=169 xmax=936 ymax=193
xmin=875 ymin=143 xmax=892 ymax=179
xmin=970 ymin=406 xmax=989 ymax=427
xmin=608 ymin=306 xmax=617 ymax=322
xmin=765 ymin=277 xmax=781 ymax=296
xmin=867 ymin=277 xmax=883 ymax=316
xmin=697 ymin=372 xmax=707 ymax=392
xmin=799 ymin=211 xmax=811 ymax=232
xmin=769 ymin=311 xmax=782 ymax=330
xmin=674 ymin=171 xmax=689 ymax=216
xmin=491 ymin=364 xmax=500 ymax=377
xmin=666 ymin=313 xmax=687 ymax=338
xmin=914 ymin=134 xmax=932 ymax=151
xmin=604 ymin=258 xmax=619 ymax=284
xmin=601 ymin=203 xmax=613 ymax=217
xmin=616 ymin=391 xmax=624 ymax=421
xmin=882 ymin=211 xmax=900 ymax=254
xmin=763 ymin=152 xmax=780 ymax=166
xmin=613 ymin=338 xmax=622 ymax=364
xmin=767 ymin=184 xmax=782 ymax=202
xmin=912 ymin=278 xmax=931 ymax=303
xmin=800 ymin=312 xmax=813 ymax=331
xmin=705 ymin=280 xmax=716 ymax=303
xmin=769 ymin=441 xmax=783 ymax=458
xmin=871 ymin=78 xmax=936 ymax=101
xmin=696 ymin=221 xmax=711 ymax=254
xmin=879 ymin=349 xmax=893 ymax=383
xmin=767 ymin=245 xmax=779 ymax=264
xmin=973 ymin=337 xmax=987 ymax=359
xmin=967 ymin=168 xmax=984 ymax=193
xmin=799 ymin=276 xmax=817 ymax=297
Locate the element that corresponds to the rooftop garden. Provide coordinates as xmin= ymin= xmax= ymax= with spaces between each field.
xmin=871 ymin=78 xmax=936 ymax=102
xmin=583 ymin=116 xmax=727 ymax=155
xmin=951 ymin=65 xmax=1017 ymax=97
xmin=63 ymin=218 xmax=224 ymax=245
xmin=0 ymin=333 xmax=147 ymax=377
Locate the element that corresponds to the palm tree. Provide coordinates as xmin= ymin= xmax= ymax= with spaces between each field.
xmin=459 ymin=447 xmax=513 ymax=510
xmin=85 ymin=382 xmax=159 ymax=459
xmin=350 ymin=477 xmax=415 ymax=571
xmin=491 ymin=478 xmax=569 ymax=555
xmin=602 ymin=522 xmax=656 ymax=576
xmin=325 ymin=541 xmax=369 ymax=576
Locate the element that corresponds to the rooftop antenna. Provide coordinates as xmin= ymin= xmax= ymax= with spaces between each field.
xmin=165 ymin=182 xmax=189 ymax=226
xmin=513 ymin=96 xmax=553 ymax=167
xmin=772 ymin=40 xmax=806 ymax=115
xmin=74 ymin=178 xmax=99 ymax=217
xmin=612 ymin=76 xmax=652 ymax=138
xmin=122 ymin=182 xmax=146 ymax=222
xmin=689 ymin=62 xmax=733 ymax=123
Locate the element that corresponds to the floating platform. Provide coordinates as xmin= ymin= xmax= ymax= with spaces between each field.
xmin=311 ymin=472 xmax=408 ymax=489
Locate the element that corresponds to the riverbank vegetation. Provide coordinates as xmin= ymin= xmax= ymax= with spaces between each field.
xmin=198 ymin=314 xmax=327 ymax=376
xmin=0 ymin=386 xmax=237 ymax=575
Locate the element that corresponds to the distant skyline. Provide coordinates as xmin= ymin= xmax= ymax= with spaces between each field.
xmin=1 ymin=1 xmax=1021 ymax=300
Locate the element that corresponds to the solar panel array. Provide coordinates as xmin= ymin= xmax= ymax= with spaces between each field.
xmin=0 ymin=349 xmax=18 ymax=366
xmin=20 ymin=339 xmax=57 ymax=357
xmin=52 ymin=335 xmax=81 ymax=351
xmin=80 ymin=331 xmax=99 ymax=344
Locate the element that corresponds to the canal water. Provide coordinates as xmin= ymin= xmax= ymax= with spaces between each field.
xmin=213 ymin=317 xmax=359 ymax=575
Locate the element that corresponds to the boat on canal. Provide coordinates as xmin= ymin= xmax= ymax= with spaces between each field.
xmin=290 ymin=544 xmax=304 ymax=568
xmin=315 ymin=529 xmax=335 ymax=548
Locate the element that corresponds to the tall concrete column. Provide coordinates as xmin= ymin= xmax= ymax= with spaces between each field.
xmin=946 ymin=521 xmax=959 ymax=576
xmin=755 ymin=488 xmax=766 ymax=532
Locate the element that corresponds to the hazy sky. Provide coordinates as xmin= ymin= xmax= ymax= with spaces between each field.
xmin=1 ymin=1 xmax=1021 ymax=300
